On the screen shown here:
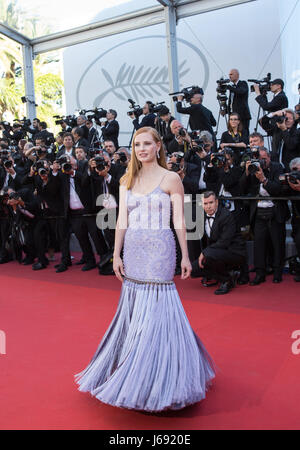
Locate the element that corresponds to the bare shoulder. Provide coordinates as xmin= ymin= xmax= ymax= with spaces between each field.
xmin=161 ymin=170 xmax=183 ymax=193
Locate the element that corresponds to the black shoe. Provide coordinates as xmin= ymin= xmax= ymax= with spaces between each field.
xmin=294 ymin=274 xmax=300 ymax=282
xmin=214 ymin=281 xmax=232 ymax=295
xmin=99 ymin=263 xmax=114 ymax=275
xmin=22 ymin=258 xmax=34 ymax=266
xmin=273 ymin=275 xmax=282 ymax=283
xmin=266 ymin=266 xmax=274 ymax=275
xmin=32 ymin=262 xmax=47 ymax=271
xmin=201 ymin=277 xmax=218 ymax=287
xmin=55 ymin=261 xmax=72 ymax=268
xmin=56 ymin=264 xmax=68 ymax=273
xmin=81 ymin=263 xmax=97 ymax=272
xmin=250 ymin=275 xmax=266 ymax=286
xmin=98 ymin=252 xmax=113 ymax=269
xmin=237 ymin=277 xmax=249 ymax=285
xmin=75 ymin=258 xmax=85 ymax=265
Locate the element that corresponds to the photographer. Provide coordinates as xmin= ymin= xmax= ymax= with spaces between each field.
xmin=254 ymin=78 xmax=288 ymax=113
xmin=86 ymin=119 xmax=99 ymax=148
xmin=54 ymin=156 xmax=111 ymax=273
xmin=0 ymin=189 xmax=11 ymax=264
xmin=23 ymin=118 xmax=40 ymax=142
xmin=76 ymin=115 xmax=89 ymax=140
xmin=219 ymin=113 xmax=249 ymax=151
xmin=191 ymin=191 xmax=247 ymax=295
xmin=75 ymin=146 xmax=89 ymax=172
xmin=0 ymin=151 xmax=21 ymax=191
xmin=168 ymin=121 xmax=191 ymax=155
xmin=155 ymin=106 xmax=175 ymax=153
xmin=227 ymin=69 xmax=251 ymax=135
xmin=249 ymin=132 xmax=264 ymax=149
xmin=99 ymin=109 xmax=119 ymax=149
xmin=280 ymin=157 xmax=300 ymax=282
xmin=103 ymin=140 xmax=117 ymax=159
xmin=72 ymin=127 xmax=89 ymax=152
xmin=1 ymin=122 xmax=25 ymax=143
xmin=240 ymin=147 xmax=289 ymax=284
xmin=7 ymin=188 xmax=39 ymax=264
xmin=129 ymin=101 xmax=156 ymax=130
xmin=22 ymin=160 xmax=62 ymax=270
xmin=176 ymin=92 xmax=216 ymax=135
xmin=35 ymin=121 xmax=55 ymax=147
xmin=260 ymin=109 xmax=300 ymax=171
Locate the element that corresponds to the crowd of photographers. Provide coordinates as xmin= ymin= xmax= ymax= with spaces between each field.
xmin=0 ymin=67 xmax=300 ymax=292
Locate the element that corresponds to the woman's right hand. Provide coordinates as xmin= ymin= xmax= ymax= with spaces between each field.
xmin=113 ymin=255 xmax=125 ymax=282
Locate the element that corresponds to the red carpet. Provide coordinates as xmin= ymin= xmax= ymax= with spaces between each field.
xmin=1 ymin=256 xmax=300 ymax=430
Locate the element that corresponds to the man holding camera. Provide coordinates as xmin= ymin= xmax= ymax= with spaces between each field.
xmin=176 ymin=92 xmax=216 ymax=135
xmin=155 ymin=106 xmax=175 ymax=153
xmin=99 ymin=109 xmax=119 ymax=150
xmin=281 ymin=157 xmax=300 ymax=282
xmin=260 ymin=109 xmax=300 ymax=171
xmin=129 ymin=101 xmax=156 ymax=130
xmin=240 ymin=147 xmax=289 ymax=284
xmin=227 ymin=69 xmax=251 ymax=136
xmin=168 ymin=120 xmax=191 ymax=155
xmin=254 ymin=78 xmax=289 ymax=113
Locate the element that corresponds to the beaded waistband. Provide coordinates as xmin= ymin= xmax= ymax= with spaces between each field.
xmin=124 ymin=276 xmax=174 ymax=286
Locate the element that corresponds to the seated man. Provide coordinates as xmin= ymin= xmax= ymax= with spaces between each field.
xmin=191 ymin=191 xmax=247 ymax=295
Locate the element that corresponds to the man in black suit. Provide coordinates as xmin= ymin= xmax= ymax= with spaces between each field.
xmin=54 ymin=157 xmax=110 ymax=273
xmin=155 ymin=106 xmax=175 ymax=152
xmin=260 ymin=109 xmax=300 ymax=171
xmin=35 ymin=121 xmax=55 ymax=147
xmin=227 ymin=69 xmax=251 ymax=136
xmin=129 ymin=101 xmax=156 ymax=130
xmin=191 ymin=191 xmax=247 ymax=295
xmin=240 ymin=147 xmax=289 ymax=284
xmin=76 ymin=115 xmax=89 ymax=140
xmin=99 ymin=109 xmax=119 ymax=149
xmin=254 ymin=78 xmax=289 ymax=113
xmin=86 ymin=119 xmax=99 ymax=148
xmin=176 ymin=92 xmax=216 ymax=135
xmin=72 ymin=127 xmax=89 ymax=152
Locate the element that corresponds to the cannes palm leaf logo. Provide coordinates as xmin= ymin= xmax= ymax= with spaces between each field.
xmin=93 ymin=61 xmax=190 ymax=106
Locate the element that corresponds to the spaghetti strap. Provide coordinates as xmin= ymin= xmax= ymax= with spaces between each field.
xmin=158 ymin=171 xmax=169 ymax=189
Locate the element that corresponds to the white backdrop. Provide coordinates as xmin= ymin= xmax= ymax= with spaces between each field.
xmin=63 ymin=0 xmax=293 ymax=146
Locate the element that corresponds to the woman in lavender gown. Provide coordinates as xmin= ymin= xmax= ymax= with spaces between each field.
xmin=75 ymin=127 xmax=215 ymax=412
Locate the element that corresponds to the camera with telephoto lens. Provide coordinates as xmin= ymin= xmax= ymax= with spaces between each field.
xmin=115 ymin=151 xmax=127 ymax=164
xmin=170 ymin=86 xmax=204 ymax=103
xmin=94 ymin=156 xmax=108 ymax=172
xmin=0 ymin=121 xmax=12 ymax=131
xmin=55 ymin=156 xmax=72 ymax=173
xmin=170 ymin=152 xmax=184 ymax=173
xmin=32 ymin=160 xmax=46 ymax=175
xmin=248 ymin=159 xmax=266 ymax=175
xmin=189 ymin=131 xmax=207 ymax=153
xmin=248 ymin=73 xmax=272 ymax=94
xmin=150 ymin=102 xmax=166 ymax=114
xmin=279 ymin=171 xmax=300 ymax=185
xmin=211 ymin=151 xmax=227 ymax=168
xmin=178 ymin=128 xmax=187 ymax=138
xmin=127 ymin=99 xmax=143 ymax=118
xmin=274 ymin=113 xmax=287 ymax=125
xmin=3 ymin=159 xmax=13 ymax=169
xmin=8 ymin=191 xmax=20 ymax=201
xmin=38 ymin=167 xmax=49 ymax=176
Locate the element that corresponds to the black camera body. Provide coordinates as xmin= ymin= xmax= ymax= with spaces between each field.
xmin=211 ymin=153 xmax=226 ymax=168
xmin=55 ymin=156 xmax=72 ymax=173
xmin=274 ymin=114 xmax=287 ymax=125
xmin=54 ymin=114 xmax=77 ymax=128
xmin=116 ymin=152 xmax=127 ymax=163
xmin=216 ymin=78 xmax=230 ymax=114
xmin=280 ymin=171 xmax=300 ymax=185
xmin=171 ymin=86 xmax=204 ymax=103
xmin=0 ymin=121 xmax=12 ymax=131
xmin=127 ymin=99 xmax=143 ymax=118
xmin=84 ymin=108 xmax=107 ymax=121
xmin=248 ymin=73 xmax=272 ymax=95
xmin=94 ymin=156 xmax=108 ymax=172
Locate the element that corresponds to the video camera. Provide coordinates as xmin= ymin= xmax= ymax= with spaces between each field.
xmin=170 ymin=86 xmax=204 ymax=103
xmin=53 ymin=115 xmax=78 ymax=128
xmin=127 ymin=99 xmax=143 ymax=118
xmin=82 ymin=108 xmax=107 ymax=121
xmin=248 ymin=73 xmax=272 ymax=95
xmin=216 ymin=78 xmax=230 ymax=115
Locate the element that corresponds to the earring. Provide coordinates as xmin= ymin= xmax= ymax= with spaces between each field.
xmin=157 ymin=150 xmax=160 ymax=158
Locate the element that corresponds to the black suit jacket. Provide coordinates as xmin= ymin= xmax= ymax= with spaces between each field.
xmin=227 ymin=80 xmax=251 ymax=120
xmin=176 ymin=102 xmax=216 ymax=134
xmin=133 ymin=113 xmax=156 ymax=130
xmin=21 ymin=172 xmax=63 ymax=216
xmin=239 ymin=161 xmax=290 ymax=224
xmin=101 ymin=120 xmax=119 ymax=149
xmin=260 ymin=116 xmax=300 ymax=171
xmin=255 ymin=91 xmax=289 ymax=113
xmin=201 ymin=206 xmax=246 ymax=258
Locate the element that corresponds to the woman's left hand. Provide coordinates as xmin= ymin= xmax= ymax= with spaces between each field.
xmin=181 ymin=257 xmax=192 ymax=280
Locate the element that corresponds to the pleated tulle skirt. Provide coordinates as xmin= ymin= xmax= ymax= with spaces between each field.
xmin=75 ymin=278 xmax=215 ymax=412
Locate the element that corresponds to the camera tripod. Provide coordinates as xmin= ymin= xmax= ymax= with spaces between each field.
xmin=215 ymin=107 xmax=228 ymax=140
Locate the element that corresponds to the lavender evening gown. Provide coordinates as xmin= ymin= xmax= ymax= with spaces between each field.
xmin=75 ymin=185 xmax=215 ymax=412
